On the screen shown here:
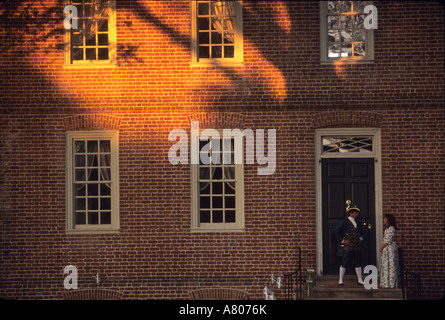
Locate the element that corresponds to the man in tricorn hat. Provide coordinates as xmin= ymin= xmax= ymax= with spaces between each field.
xmin=334 ymin=200 xmax=364 ymax=286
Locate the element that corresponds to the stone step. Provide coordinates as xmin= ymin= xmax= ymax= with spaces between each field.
xmin=304 ymin=275 xmax=403 ymax=300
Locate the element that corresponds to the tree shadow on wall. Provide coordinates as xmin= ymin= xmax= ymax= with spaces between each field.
xmin=0 ymin=0 xmax=310 ymax=109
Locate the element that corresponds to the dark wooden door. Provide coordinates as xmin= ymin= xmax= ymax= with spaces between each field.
xmin=322 ymin=158 xmax=376 ymax=274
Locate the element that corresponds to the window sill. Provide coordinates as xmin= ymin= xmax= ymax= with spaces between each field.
xmin=65 ymin=228 xmax=120 ymax=235
xmin=320 ymin=59 xmax=374 ymax=65
xmin=63 ymin=62 xmax=117 ymax=69
xmin=190 ymin=60 xmax=244 ymax=68
xmin=190 ymin=227 xmax=245 ymax=233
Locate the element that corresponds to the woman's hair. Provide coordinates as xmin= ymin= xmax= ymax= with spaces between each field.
xmin=384 ymin=214 xmax=398 ymax=229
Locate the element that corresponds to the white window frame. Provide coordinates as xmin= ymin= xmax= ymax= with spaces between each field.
xmin=66 ymin=130 xmax=120 ymax=234
xmin=320 ymin=1 xmax=374 ymax=64
xmin=190 ymin=0 xmax=244 ymax=66
xmin=314 ymin=128 xmax=382 ymax=275
xmin=63 ymin=0 xmax=117 ymax=68
xmin=190 ymin=128 xmax=245 ymax=232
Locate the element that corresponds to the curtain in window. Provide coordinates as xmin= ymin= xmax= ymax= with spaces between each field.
xmin=211 ymin=1 xmax=235 ymax=44
xmin=100 ymin=141 xmax=111 ymax=189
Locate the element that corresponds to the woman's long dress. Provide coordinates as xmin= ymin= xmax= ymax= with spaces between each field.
xmin=379 ymin=226 xmax=401 ymax=288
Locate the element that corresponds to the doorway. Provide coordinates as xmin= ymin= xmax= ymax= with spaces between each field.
xmin=321 ymin=158 xmax=376 ymax=274
xmin=315 ymin=128 xmax=382 ymax=276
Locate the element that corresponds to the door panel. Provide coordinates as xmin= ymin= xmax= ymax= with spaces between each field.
xmin=322 ymin=158 xmax=376 ymax=274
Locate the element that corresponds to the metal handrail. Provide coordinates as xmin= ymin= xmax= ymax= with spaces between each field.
xmin=399 ymin=248 xmax=422 ymax=300
xmin=283 ymin=247 xmax=303 ymax=300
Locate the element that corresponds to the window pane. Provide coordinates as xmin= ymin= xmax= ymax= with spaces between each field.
xmin=354 ymin=42 xmax=365 ymax=56
xmin=84 ymin=5 xmax=94 ymax=17
xmin=75 ymin=155 xmax=85 ymax=167
xmin=199 ymin=32 xmax=210 ymax=45
xmin=98 ymin=48 xmax=109 ymax=60
xmin=75 ymin=212 xmax=86 ymax=225
xmin=200 ymin=182 xmax=211 ymax=194
xmin=75 ymin=141 xmax=85 ymax=153
xmin=87 ymin=140 xmax=98 ymax=152
xmin=101 ymin=198 xmax=111 ymax=210
xmin=200 ymin=196 xmax=211 ymax=209
xmin=211 ymin=31 xmax=222 ymax=44
xmin=354 ymin=29 xmax=366 ymax=42
xmin=327 ymin=1 xmax=340 ymax=13
xmin=72 ymin=48 xmax=83 ymax=60
xmin=97 ymin=19 xmax=108 ymax=32
xmin=75 ymin=169 xmax=86 ymax=181
xmin=213 ymin=196 xmax=223 ymax=208
xmin=86 ymin=48 xmax=96 ymax=60
xmin=212 ymin=167 xmax=222 ymax=179
xmin=75 ymin=198 xmax=86 ymax=210
xmin=96 ymin=2 xmax=109 ymax=17
xmin=328 ymin=16 xmax=339 ymax=29
xmin=100 ymin=183 xmax=111 ymax=196
xmin=75 ymin=184 xmax=86 ymax=196
xmin=198 ymin=2 xmax=209 ymax=15
xmin=225 ymin=210 xmax=236 ymax=223
xmin=100 ymin=168 xmax=111 ymax=181
xmin=100 ymin=212 xmax=111 ymax=224
xmin=199 ymin=46 xmax=210 ymax=58
xmin=87 ymin=183 xmax=98 ymax=196
xmin=212 ymin=46 xmax=222 ymax=58
xmin=199 ymin=167 xmax=210 ymax=180
xmin=225 ymin=196 xmax=235 ymax=208
xmin=198 ymin=18 xmax=209 ymax=30
xmin=340 ymin=15 xmax=352 ymax=29
xmin=87 ymin=169 xmax=98 ymax=181
xmin=213 ymin=211 xmax=223 ymax=223
xmin=200 ymin=211 xmax=211 ymax=223
xmin=328 ymin=30 xmax=340 ymax=43
xmin=88 ymin=198 xmax=98 ymax=210
xmin=100 ymin=154 xmax=111 ymax=166
xmin=85 ymin=33 xmax=96 ymax=48
xmin=88 ymin=212 xmax=99 ymax=224
xmin=98 ymin=34 xmax=108 ymax=46
xmin=342 ymin=43 xmax=352 ymax=57
xmin=211 ymin=2 xmax=223 ymax=15
xmin=87 ymin=154 xmax=98 ymax=167
xmin=224 ymin=46 xmax=234 ymax=58
xmin=224 ymin=182 xmax=235 ymax=194
xmin=223 ymin=33 xmax=234 ymax=44
xmin=340 ymin=29 xmax=352 ymax=42
xmin=72 ymin=33 xmax=83 ymax=46
xmin=212 ymin=182 xmax=223 ymax=194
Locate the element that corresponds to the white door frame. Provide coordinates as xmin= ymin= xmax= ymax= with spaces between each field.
xmin=315 ymin=128 xmax=383 ymax=276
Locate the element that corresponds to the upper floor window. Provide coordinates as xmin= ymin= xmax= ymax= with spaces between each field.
xmin=64 ymin=0 xmax=116 ymax=67
xmin=191 ymin=1 xmax=243 ymax=65
xmin=320 ymin=1 xmax=374 ymax=64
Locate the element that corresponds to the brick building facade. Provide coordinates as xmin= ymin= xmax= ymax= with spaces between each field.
xmin=0 ymin=0 xmax=444 ymax=300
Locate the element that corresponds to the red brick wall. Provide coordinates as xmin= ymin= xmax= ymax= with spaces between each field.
xmin=0 ymin=1 xmax=444 ymax=299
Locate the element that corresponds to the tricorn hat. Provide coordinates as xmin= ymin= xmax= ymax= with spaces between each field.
xmin=345 ymin=200 xmax=360 ymax=214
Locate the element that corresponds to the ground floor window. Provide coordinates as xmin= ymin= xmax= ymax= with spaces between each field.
xmin=190 ymin=128 xmax=244 ymax=232
xmin=66 ymin=130 xmax=119 ymax=234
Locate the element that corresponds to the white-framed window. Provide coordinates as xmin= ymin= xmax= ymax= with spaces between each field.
xmin=66 ymin=130 xmax=119 ymax=234
xmin=191 ymin=128 xmax=244 ymax=232
xmin=190 ymin=0 xmax=243 ymax=65
xmin=64 ymin=0 xmax=117 ymax=67
xmin=320 ymin=1 xmax=374 ymax=64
